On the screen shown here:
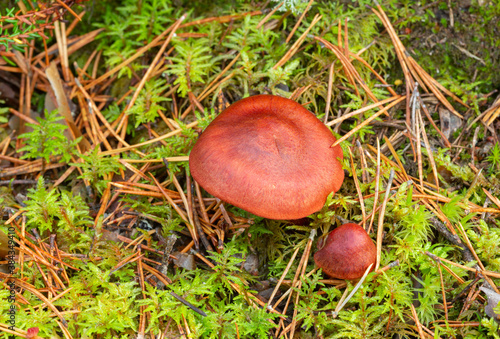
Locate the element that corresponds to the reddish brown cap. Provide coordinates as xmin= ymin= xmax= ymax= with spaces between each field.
xmin=314 ymin=223 xmax=376 ymax=280
xmin=189 ymin=94 xmax=344 ymax=220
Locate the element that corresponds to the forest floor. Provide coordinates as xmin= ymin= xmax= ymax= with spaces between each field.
xmin=1 ymin=0 xmax=500 ymax=338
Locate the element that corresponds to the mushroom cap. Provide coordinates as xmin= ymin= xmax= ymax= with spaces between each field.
xmin=189 ymin=94 xmax=344 ymax=220
xmin=314 ymin=223 xmax=376 ymax=280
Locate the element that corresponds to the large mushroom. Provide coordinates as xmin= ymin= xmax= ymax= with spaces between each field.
xmin=189 ymin=94 xmax=344 ymax=220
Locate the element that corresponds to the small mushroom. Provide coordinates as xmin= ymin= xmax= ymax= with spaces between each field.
xmin=314 ymin=223 xmax=376 ymax=280
xmin=189 ymin=94 xmax=344 ymax=220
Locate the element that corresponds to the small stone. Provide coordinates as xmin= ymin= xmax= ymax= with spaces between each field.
xmin=172 ymin=251 xmax=196 ymax=270
xmin=480 ymin=286 xmax=500 ymax=323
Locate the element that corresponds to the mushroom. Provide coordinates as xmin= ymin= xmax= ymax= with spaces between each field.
xmin=189 ymin=94 xmax=344 ymax=220
xmin=314 ymin=223 xmax=376 ymax=280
